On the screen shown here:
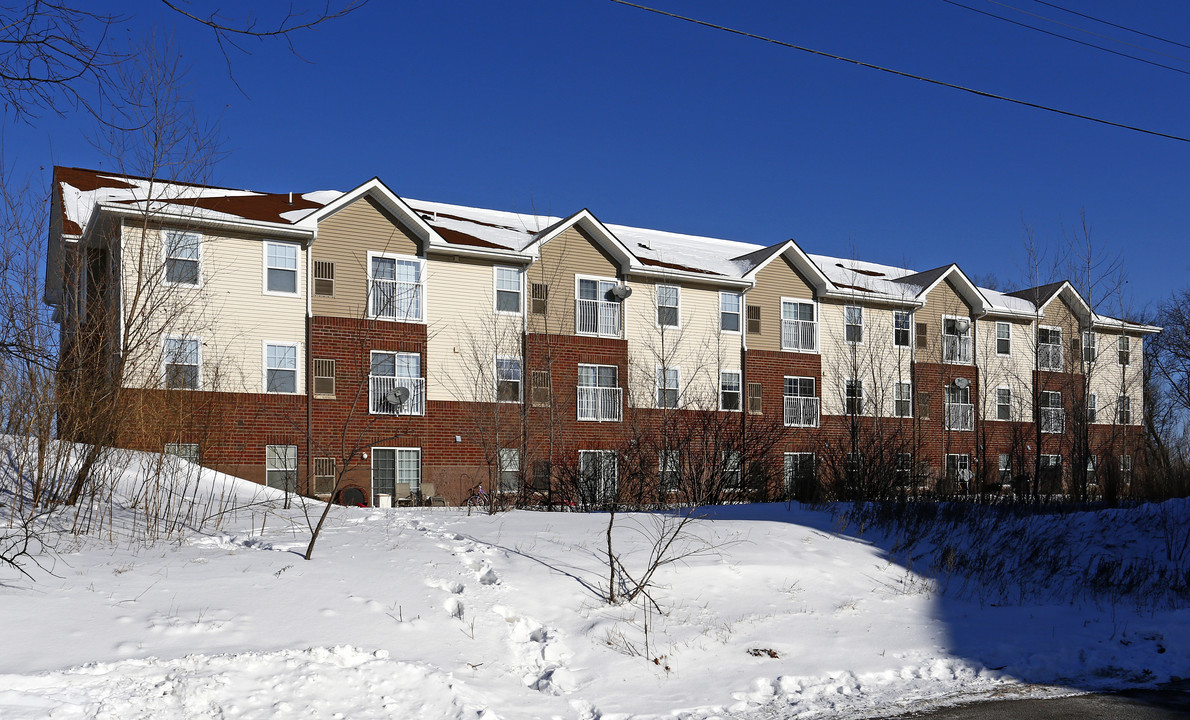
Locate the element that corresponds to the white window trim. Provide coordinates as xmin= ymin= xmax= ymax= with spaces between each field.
xmin=366 ymin=251 xmax=426 ymax=323
xmin=371 ymin=446 xmax=422 ymax=500
xmin=894 ymin=381 xmax=913 ymax=418
xmin=845 ymin=377 xmax=864 ymax=414
xmin=162 ymin=229 xmax=203 ymax=289
xmin=719 ymin=291 xmax=742 ymax=334
xmin=493 ymin=265 xmax=524 ymax=316
xmin=893 ymin=311 xmax=913 ymax=348
xmin=719 ymin=370 xmax=742 ymax=412
xmin=497 ymin=448 xmax=521 ymax=493
xmin=1038 ymin=324 xmax=1063 ymax=343
xmin=655 ymin=284 xmax=681 ymax=330
xmin=1082 ymin=330 xmax=1098 ymax=364
xmin=495 ymin=355 xmax=523 ymax=403
xmin=995 ymin=321 xmax=1012 ymax=356
xmin=656 ymin=364 xmax=681 ymax=409
xmin=1117 ymin=335 xmax=1132 ymax=367
xmin=995 ymin=385 xmax=1012 ymax=421
xmin=265 ymin=444 xmax=298 ymax=492
xmin=262 ymin=240 xmax=301 ymax=297
xmin=844 ymin=305 xmax=864 ymax=345
xmin=1117 ymin=394 xmax=1132 ymax=424
xmin=1087 ymin=392 xmax=1098 ymax=423
xmin=574 ymin=274 xmax=621 ymax=338
xmin=780 ymin=297 xmax=819 ymax=354
xmin=263 ymin=340 xmax=301 ymax=394
xmin=162 ymin=334 xmax=202 ymax=390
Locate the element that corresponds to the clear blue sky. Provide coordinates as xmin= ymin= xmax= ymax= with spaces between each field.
xmin=15 ymin=0 xmax=1190 ymax=315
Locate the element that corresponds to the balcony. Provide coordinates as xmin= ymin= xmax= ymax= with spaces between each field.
xmin=945 ymin=402 xmax=974 ymax=431
xmin=370 ymin=279 xmax=423 ymax=321
xmin=577 ymin=386 xmax=622 ymax=422
xmin=1038 ymin=344 xmax=1063 ymax=371
xmin=942 ymin=335 xmax=972 ymax=364
xmin=784 ymin=396 xmax=820 ymax=427
xmin=369 ymin=376 xmax=426 ymax=415
xmin=1040 ymin=407 xmax=1065 ymax=433
xmin=781 ymin=319 xmax=819 ymax=352
xmin=576 ymin=299 xmax=620 ymax=337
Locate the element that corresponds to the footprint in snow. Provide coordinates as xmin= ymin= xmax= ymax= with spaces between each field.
xmin=444 ymin=597 xmax=464 ymax=620
xmin=425 ymin=578 xmax=465 ymax=594
xmin=477 ymin=566 xmax=499 ymax=585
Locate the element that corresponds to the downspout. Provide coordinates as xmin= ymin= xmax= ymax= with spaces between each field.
xmin=305 ymin=234 xmax=314 ymax=498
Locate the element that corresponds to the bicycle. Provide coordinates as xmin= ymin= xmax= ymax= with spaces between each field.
xmin=462 ymin=485 xmax=489 ymax=514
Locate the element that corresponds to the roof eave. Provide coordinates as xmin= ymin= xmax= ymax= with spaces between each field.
xmin=97 ymin=203 xmax=315 ymax=239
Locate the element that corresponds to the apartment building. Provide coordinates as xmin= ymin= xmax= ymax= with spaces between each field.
xmin=46 ymin=166 xmax=1157 ymax=504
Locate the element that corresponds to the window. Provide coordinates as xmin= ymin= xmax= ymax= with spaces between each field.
xmin=265 ymin=242 xmax=299 ymax=294
xmin=895 ymin=382 xmax=913 ymax=417
xmin=531 ymin=370 xmax=552 ymax=406
xmin=313 ymin=358 xmax=335 ymax=397
xmin=998 ymin=453 xmax=1012 ymax=484
xmin=781 ymin=300 xmax=817 ymax=351
xmin=783 ymin=453 xmax=815 ymax=497
xmin=657 ymin=366 xmax=679 ymax=408
xmin=784 ymin=376 xmax=818 ymax=427
xmin=896 ymin=453 xmax=913 ymax=485
xmin=720 ymin=292 xmax=741 ymax=332
xmin=531 ymin=460 xmax=552 ymax=490
xmin=372 ymin=448 xmax=421 ymax=502
xmin=656 ymin=285 xmax=679 ymax=327
xmin=1039 ymin=391 xmax=1063 ymax=432
xmin=845 ymin=378 xmax=864 ymax=415
xmin=1118 ymin=335 xmax=1132 ymax=366
xmin=496 ymin=357 xmax=522 ymax=402
xmin=916 ymin=322 xmax=929 ymax=349
xmin=1040 ymin=454 xmax=1063 ymax=485
xmin=917 ymin=391 xmax=931 ymax=419
xmin=579 ymin=450 xmax=617 ymax=502
xmin=163 ymin=337 xmax=200 ymax=390
xmin=1087 ymin=393 xmax=1098 ymax=423
xmin=369 ymin=253 xmax=423 ymax=321
xmin=577 ymin=364 xmax=621 ymax=421
xmin=165 ymin=443 xmax=200 ymax=464
xmin=996 ymin=387 xmax=1012 ymax=420
xmin=1081 ymin=331 xmax=1097 ymax=364
xmin=265 ymin=343 xmax=298 ymax=393
xmin=942 ymin=316 xmax=973 ymax=363
xmin=1120 ymin=455 xmax=1133 ymax=482
xmin=720 ymin=371 xmax=741 ymax=411
xmin=495 ymin=266 xmax=522 ymax=314
xmin=576 ymin=277 xmax=619 ymax=336
xmin=1117 ymin=395 xmax=1132 ymax=425
xmin=498 ymin=449 xmax=520 ymax=493
xmin=659 ymin=450 xmax=679 ymax=492
xmin=530 ymin=283 xmax=549 ymax=315
xmin=313 ymin=261 xmax=334 ymax=297
xmin=747 ymin=382 xmax=763 ymax=414
xmin=369 ymin=351 xmax=424 ymax=415
xmin=945 ymin=384 xmax=973 ymax=431
xmin=722 ymin=451 xmax=742 ymax=489
xmin=163 ymin=230 xmax=200 ymax=286
xmin=844 ymin=305 xmax=863 ymax=343
xmin=946 ymin=454 xmax=972 ymax=490
xmin=996 ymin=322 xmax=1011 ymax=355
xmin=845 ymin=452 xmax=863 ymax=482
xmin=747 ymin=305 xmax=761 ymax=334
xmin=265 ymin=445 xmax=297 ymax=492
xmin=1086 ymin=455 xmax=1098 ymax=486
xmin=894 ymin=311 xmax=911 ymax=347
xmin=1037 ymin=326 xmax=1063 ymax=370
xmin=313 ymin=457 xmax=336 ymax=495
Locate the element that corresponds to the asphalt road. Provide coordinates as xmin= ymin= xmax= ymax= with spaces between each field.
xmin=888 ymin=686 xmax=1190 ymax=719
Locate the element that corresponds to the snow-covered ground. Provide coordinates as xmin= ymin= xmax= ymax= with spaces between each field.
xmin=1 ymin=454 xmax=1187 ymax=719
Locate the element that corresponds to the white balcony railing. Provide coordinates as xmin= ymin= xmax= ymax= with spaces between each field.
xmin=1038 ymin=344 xmax=1063 ymax=371
xmin=577 ymin=386 xmax=622 ymax=422
xmin=945 ymin=402 xmax=974 ymax=431
xmin=942 ymin=335 xmax=973 ymax=364
xmin=781 ymin=319 xmax=819 ymax=352
xmin=1040 ymin=407 xmax=1065 ymax=433
xmin=784 ymin=396 xmax=820 ymax=427
xmin=371 ymin=280 xmax=423 ymax=321
xmin=576 ymin=299 xmax=620 ymax=336
xmin=369 ymin=376 xmax=426 ymax=415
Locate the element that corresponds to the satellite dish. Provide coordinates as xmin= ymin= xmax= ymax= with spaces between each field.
xmin=609 ymin=285 xmax=633 ymax=300
xmin=955 ymin=318 xmax=971 ymax=333
xmin=954 ymin=377 xmax=970 ymax=389
xmin=384 ymin=387 xmax=410 ymax=406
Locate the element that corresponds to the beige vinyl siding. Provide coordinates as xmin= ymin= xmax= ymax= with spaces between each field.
xmin=527 ymin=226 xmax=620 ymax=336
xmin=818 ymin=301 xmax=913 ymax=416
xmin=426 ymin=256 xmax=523 ymax=402
xmin=312 ymin=195 xmax=423 ymax=318
xmin=622 ymin=279 xmax=740 ymax=410
xmin=1039 ymin=296 xmax=1083 ymax=374
xmin=915 ymin=279 xmax=973 ymax=365
xmin=748 ymin=256 xmax=815 ymax=352
xmin=975 ymin=316 xmax=1034 ymax=421
xmin=1087 ymin=333 xmax=1144 ymax=425
xmin=119 ymin=223 xmax=306 ymax=394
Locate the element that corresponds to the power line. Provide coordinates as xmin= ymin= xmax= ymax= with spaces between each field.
xmin=944 ymin=0 xmax=1190 ymax=76
xmin=604 ymin=0 xmax=1190 ymax=143
xmin=1032 ymin=0 xmax=1190 ymax=53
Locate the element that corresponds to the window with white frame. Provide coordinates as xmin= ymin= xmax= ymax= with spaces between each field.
xmin=576 ymin=277 xmax=619 ymax=336
xmin=165 ymin=443 xmax=200 ymax=464
xmin=996 ymin=322 xmax=1011 ymax=355
xmin=659 ymin=450 xmax=679 ymax=492
xmin=265 ymin=242 xmax=298 ymax=294
xmin=1117 ymin=395 xmax=1132 ymax=424
xmin=657 ymin=366 xmax=679 ymax=408
xmin=783 ymin=452 xmax=814 ymax=497
xmin=656 ymin=285 xmax=679 ymax=328
xmin=1087 ymin=455 xmax=1098 ymax=485
xmin=265 ymin=343 xmax=298 ymax=393
xmin=780 ymin=300 xmax=817 ymax=351
xmin=1118 ymin=335 xmax=1132 ymax=365
xmin=496 ymin=357 xmax=522 ymax=402
xmin=494 ymin=266 xmax=522 ymax=314
xmin=369 ymin=254 xmax=423 ymax=321
xmin=784 ymin=376 xmax=818 ymax=427
xmin=579 ymin=450 xmax=617 ymax=502
xmin=996 ymin=387 xmax=1012 ymax=420
xmin=998 ymin=453 xmax=1012 ymax=484
xmin=163 ymin=337 xmax=200 ymax=390
xmin=577 ymin=364 xmax=620 ymax=422
xmin=894 ymin=311 xmax=911 ymax=347
xmin=844 ymin=305 xmax=863 ymax=343
xmin=720 ymin=371 xmax=741 ymax=411
xmin=944 ymin=384 xmax=973 ymax=431
xmin=369 ymin=351 xmax=424 ymax=415
xmin=1087 ymin=392 xmax=1098 ymax=423
xmin=1039 ymin=390 xmax=1063 ymax=433
xmin=265 ymin=445 xmax=297 ymax=492
xmin=720 ymin=292 xmax=741 ymax=332
xmin=845 ymin=378 xmax=864 ymax=415
xmin=946 ymin=454 xmax=972 ymax=489
xmin=1040 ymin=454 xmax=1062 ymax=485
xmin=722 ymin=451 xmax=742 ymax=489
xmin=895 ymin=382 xmax=912 ymax=417
xmin=896 ymin=453 xmax=913 ymax=485
xmin=1120 ymin=455 xmax=1133 ymax=482
xmin=372 ymin=448 xmax=421 ymax=501
xmin=1037 ymin=326 xmax=1063 ymax=370
xmin=163 ymin=230 xmax=200 ymax=286
xmin=498 ymin=448 xmax=520 ymax=492
xmin=1082 ymin=330 xmax=1097 ymax=364
xmin=942 ymin=316 xmax=973 ymax=363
